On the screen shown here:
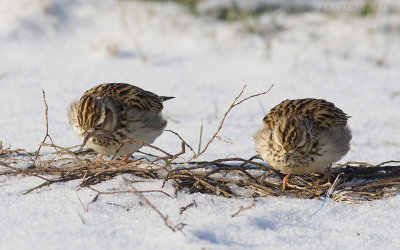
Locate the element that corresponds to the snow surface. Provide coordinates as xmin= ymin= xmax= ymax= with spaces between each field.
xmin=1 ymin=0 xmax=400 ymax=249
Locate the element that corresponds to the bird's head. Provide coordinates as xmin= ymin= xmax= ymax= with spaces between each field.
xmin=77 ymin=95 xmax=117 ymax=148
xmin=272 ymin=116 xmax=311 ymax=163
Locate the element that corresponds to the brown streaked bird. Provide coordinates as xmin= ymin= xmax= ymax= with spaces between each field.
xmin=254 ymin=98 xmax=352 ymax=190
xmin=68 ymin=83 xmax=174 ymax=159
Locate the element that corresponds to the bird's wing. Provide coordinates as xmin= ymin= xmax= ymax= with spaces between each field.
xmin=263 ymin=98 xmax=349 ymax=131
xmin=83 ymin=83 xmax=165 ymax=113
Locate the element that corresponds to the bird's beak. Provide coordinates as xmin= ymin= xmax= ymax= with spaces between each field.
xmin=285 ymin=153 xmax=291 ymax=164
xmin=79 ymin=131 xmax=93 ymax=150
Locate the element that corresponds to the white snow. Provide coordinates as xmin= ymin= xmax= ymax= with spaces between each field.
xmin=0 ymin=0 xmax=400 ymax=249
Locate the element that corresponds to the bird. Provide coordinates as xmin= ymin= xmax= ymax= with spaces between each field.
xmin=68 ymin=83 xmax=174 ymax=159
xmin=254 ymin=98 xmax=352 ymax=190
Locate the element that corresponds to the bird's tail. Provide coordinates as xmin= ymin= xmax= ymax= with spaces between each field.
xmin=160 ymin=96 xmax=175 ymax=102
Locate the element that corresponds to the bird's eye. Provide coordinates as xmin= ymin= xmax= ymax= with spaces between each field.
xmin=95 ymin=124 xmax=102 ymax=129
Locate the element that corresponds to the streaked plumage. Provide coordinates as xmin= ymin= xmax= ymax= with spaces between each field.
xmin=254 ymin=98 xmax=352 ymax=190
xmin=68 ymin=83 xmax=174 ymax=156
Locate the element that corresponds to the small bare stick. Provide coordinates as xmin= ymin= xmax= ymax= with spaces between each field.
xmin=186 ymin=84 xmax=273 ymax=163
xmin=87 ymin=187 xmax=172 ymax=198
xmin=179 ymin=200 xmax=196 ymax=215
xmin=192 ymin=176 xmax=235 ymax=198
xmin=215 ymin=136 xmax=232 ymax=144
xmin=0 ymin=148 xmax=35 ymax=162
xmin=0 ymin=161 xmax=52 ymax=182
xmin=335 ymin=161 xmax=375 ymax=167
xmin=112 ymin=138 xmax=172 ymax=160
xmin=163 ymin=142 xmax=187 ymax=168
xmin=40 ymin=143 xmax=79 ymax=159
xmin=231 ymin=203 xmax=256 ymax=217
xmin=23 ymin=180 xmax=54 ymax=195
xmin=180 ymin=157 xmax=267 ymax=171
xmin=185 ymin=85 xmax=246 ymax=163
xmin=165 ymin=130 xmax=196 ymax=156
xmin=90 ymin=194 xmax=99 ymax=204
xmin=123 ymin=178 xmax=185 ymax=235
xmin=33 ymin=90 xmax=62 ymax=165
xmin=375 ymin=160 xmax=400 ymax=167
xmin=106 ymin=202 xmax=132 ymax=211
xmin=197 ymin=120 xmax=204 ymax=155
xmin=76 ymin=192 xmax=89 ymax=212
xmin=232 ymin=84 xmax=274 ymax=107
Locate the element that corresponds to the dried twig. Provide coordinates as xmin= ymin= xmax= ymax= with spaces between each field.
xmin=33 ymin=90 xmax=60 ymax=165
xmin=232 ymin=84 xmax=274 ymax=107
xmin=40 ymin=143 xmax=79 ymax=159
xmin=112 ymin=138 xmax=172 ymax=160
xmin=375 ymin=160 xmax=400 ymax=167
xmin=0 ymin=148 xmax=35 ymax=161
xmin=87 ymin=186 xmax=171 ymax=198
xmin=23 ymin=180 xmax=54 ymax=195
xmin=179 ymin=200 xmax=197 ymax=215
xmin=185 ymin=84 xmax=274 ymax=163
xmin=124 ymin=178 xmax=186 ymax=234
xmin=0 ymin=161 xmax=52 ymax=182
xmin=336 ymin=161 xmax=375 ymax=167
xmin=76 ymin=192 xmax=89 ymax=212
xmin=106 ymin=202 xmax=132 ymax=211
xmin=165 ymin=129 xmax=196 ymax=156
xmin=231 ymin=203 xmax=256 ymax=217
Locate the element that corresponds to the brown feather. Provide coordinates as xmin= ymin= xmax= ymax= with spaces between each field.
xmin=263 ymin=98 xmax=349 ymax=132
xmin=83 ymin=83 xmax=170 ymax=113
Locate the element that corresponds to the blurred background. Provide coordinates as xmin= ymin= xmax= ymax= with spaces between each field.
xmin=0 ymin=0 xmax=399 ymax=162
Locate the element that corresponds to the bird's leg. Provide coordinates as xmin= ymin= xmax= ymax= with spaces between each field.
xmin=98 ymin=154 xmax=104 ymax=160
xmin=282 ymin=173 xmax=292 ymax=191
xmin=318 ymin=164 xmax=332 ymax=186
xmin=121 ymin=154 xmax=132 ymax=163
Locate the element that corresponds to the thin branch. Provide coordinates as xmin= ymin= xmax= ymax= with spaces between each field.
xmin=185 ymin=84 xmax=273 ymax=163
xmin=112 ymin=138 xmax=172 ymax=160
xmin=106 ymin=202 xmax=132 ymax=211
xmin=76 ymin=192 xmax=89 ymax=212
xmin=0 ymin=161 xmax=52 ymax=182
xmin=33 ymin=90 xmax=60 ymax=165
xmin=40 ymin=143 xmax=79 ymax=159
xmin=87 ymin=186 xmax=171 ymax=198
xmin=197 ymin=120 xmax=204 ymax=155
xmin=179 ymin=200 xmax=196 ymax=215
xmin=124 ymin=178 xmax=186 ymax=235
xmin=335 ymin=161 xmax=375 ymax=167
xmin=0 ymin=148 xmax=34 ymax=161
xmin=375 ymin=160 xmax=400 ymax=167
xmin=232 ymin=84 xmax=274 ymax=107
xmin=165 ymin=129 xmax=196 ymax=156
xmin=23 ymin=180 xmax=54 ymax=195
xmin=185 ymin=85 xmax=247 ymax=163
xmin=231 ymin=203 xmax=256 ymax=217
